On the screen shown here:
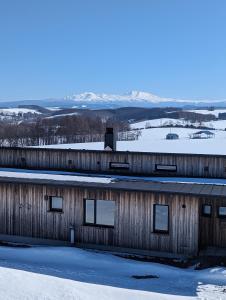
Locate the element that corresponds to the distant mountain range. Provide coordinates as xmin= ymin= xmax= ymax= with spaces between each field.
xmin=65 ymin=91 xmax=169 ymax=103
xmin=1 ymin=91 xmax=226 ymax=109
xmin=65 ymin=90 xmax=207 ymax=103
xmin=64 ymin=91 xmax=226 ymax=108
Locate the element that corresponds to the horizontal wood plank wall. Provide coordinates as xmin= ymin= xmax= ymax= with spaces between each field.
xmin=0 ymin=148 xmax=225 ymax=178
xmin=0 ymin=182 xmax=199 ymax=255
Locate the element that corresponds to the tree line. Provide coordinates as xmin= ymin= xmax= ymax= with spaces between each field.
xmin=0 ymin=115 xmax=129 ymax=147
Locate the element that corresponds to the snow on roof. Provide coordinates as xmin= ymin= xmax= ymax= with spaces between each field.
xmin=0 ymin=169 xmax=112 ymax=184
xmin=0 ymin=167 xmax=226 ymax=188
xmin=0 ymin=168 xmax=226 ymax=197
xmin=193 ymin=130 xmax=214 ymax=135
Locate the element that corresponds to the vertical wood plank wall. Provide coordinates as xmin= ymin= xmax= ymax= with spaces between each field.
xmin=199 ymin=197 xmax=226 ymax=249
xmin=0 ymin=147 xmax=224 ymax=178
xmin=0 ymin=182 xmax=199 ymax=255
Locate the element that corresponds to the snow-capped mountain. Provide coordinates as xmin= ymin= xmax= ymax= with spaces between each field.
xmin=1 ymin=91 xmax=226 ymax=109
xmin=64 ymin=90 xmax=226 ymax=109
xmin=65 ymin=90 xmax=180 ymax=103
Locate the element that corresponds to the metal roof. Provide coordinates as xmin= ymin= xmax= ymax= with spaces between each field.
xmin=194 ymin=130 xmax=215 ymax=135
xmin=0 ymin=169 xmax=225 ymax=198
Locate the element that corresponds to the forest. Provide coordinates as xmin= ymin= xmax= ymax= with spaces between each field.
xmin=0 ymin=115 xmax=129 ymax=147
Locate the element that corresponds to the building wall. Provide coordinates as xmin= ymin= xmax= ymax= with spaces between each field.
xmin=0 ymin=182 xmax=199 ymax=255
xmin=199 ymin=197 xmax=226 ymax=249
xmin=0 ymin=147 xmax=225 ymax=178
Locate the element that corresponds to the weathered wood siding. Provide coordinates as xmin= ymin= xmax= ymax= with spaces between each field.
xmin=0 ymin=182 xmax=199 ymax=255
xmin=0 ymin=147 xmax=225 ymax=178
xmin=199 ymin=197 xmax=226 ymax=249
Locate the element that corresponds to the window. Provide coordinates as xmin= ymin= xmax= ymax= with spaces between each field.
xmin=109 ymin=162 xmax=130 ymax=170
xmin=202 ymin=204 xmax=212 ymax=216
xmin=96 ymin=200 xmax=115 ymax=226
xmin=218 ymin=206 xmax=226 ymax=218
xmin=84 ymin=199 xmax=115 ymax=227
xmin=153 ymin=204 xmax=169 ymax=233
xmin=50 ymin=196 xmax=63 ymax=212
xmin=155 ymin=164 xmax=177 ymax=172
xmin=85 ymin=199 xmax=95 ymax=223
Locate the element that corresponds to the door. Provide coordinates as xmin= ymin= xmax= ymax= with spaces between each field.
xmin=199 ymin=199 xmax=214 ymax=250
xmin=199 ymin=198 xmax=226 ymax=250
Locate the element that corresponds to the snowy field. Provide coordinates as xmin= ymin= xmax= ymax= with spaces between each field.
xmin=45 ymin=112 xmax=79 ymax=119
xmin=187 ymin=109 xmax=226 ymax=118
xmin=0 ymin=246 xmax=225 ymax=300
xmin=130 ymin=118 xmax=186 ymax=129
xmin=45 ymin=107 xmax=61 ymax=111
xmin=40 ymin=127 xmax=226 ymax=155
xmin=130 ymin=118 xmax=226 ymax=130
xmin=0 ymin=108 xmax=40 ymax=115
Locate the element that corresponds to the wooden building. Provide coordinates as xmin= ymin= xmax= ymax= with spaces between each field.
xmin=0 ymin=169 xmax=225 ymax=256
xmin=0 ymin=146 xmax=226 ymax=178
xmin=0 ymin=129 xmax=224 ymax=256
xmin=166 ymin=133 xmax=179 ymax=140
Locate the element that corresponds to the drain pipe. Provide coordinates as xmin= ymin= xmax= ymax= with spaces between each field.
xmin=70 ymin=226 xmax=75 ymax=245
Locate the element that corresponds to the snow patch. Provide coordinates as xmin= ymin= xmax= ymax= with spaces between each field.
xmin=0 ymin=170 xmax=112 ymax=184
xmin=0 ymin=108 xmax=41 ymax=115
xmin=0 ymin=246 xmax=224 ymax=299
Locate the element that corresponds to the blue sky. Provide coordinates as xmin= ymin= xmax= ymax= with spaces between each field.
xmin=0 ymin=0 xmax=226 ymax=101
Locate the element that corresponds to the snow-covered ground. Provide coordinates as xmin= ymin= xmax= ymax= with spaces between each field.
xmin=0 ymin=108 xmax=40 ymax=115
xmin=45 ymin=112 xmax=79 ymax=119
xmin=187 ymin=109 xmax=226 ymax=118
xmin=0 ymin=245 xmax=225 ymax=300
xmin=203 ymin=120 xmax=226 ymax=130
xmin=40 ymin=127 xmax=226 ymax=155
xmin=45 ymin=107 xmax=61 ymax=111
xmin=131 ymin=118 xmax=226 ymax=130
xmin=131 ymin=118 xmax=190 ymax=129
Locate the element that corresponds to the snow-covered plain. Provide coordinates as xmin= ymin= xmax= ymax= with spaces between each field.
xmin=131 ymin=118 xmax=189 ymax=129
xmin=131 ymin=118 xmax=226 ymax=130
xmin=0 ymin=246 xmax=225 ymax=300
xmin=0 ymin=108 xmax=40 ymax=115
xmin=45 ymin=107 xmax=61 ymax=111
xmin=187 ymin=109 xmax=226 ymax=117
xmin=45 ymin=112 xmax=79 ymax=119
xmin=204 ymin=120 xmax=226 ymax=130
xmin=41 ymin=127 xmax=226 ymax=156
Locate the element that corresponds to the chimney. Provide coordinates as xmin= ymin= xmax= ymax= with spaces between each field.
xmin=104 ymin=127 xmax=116 ymax=151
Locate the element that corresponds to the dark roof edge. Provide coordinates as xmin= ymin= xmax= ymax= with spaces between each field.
xmin=0 ymin=176 xmax=225 ymax=198
xmin=0 ymin=145 xmax=224 ymax=158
